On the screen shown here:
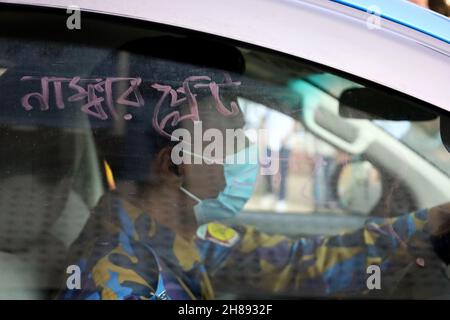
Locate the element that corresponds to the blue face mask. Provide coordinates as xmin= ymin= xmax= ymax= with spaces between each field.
xmin=180 ymin=144 xmax=259 ymax=225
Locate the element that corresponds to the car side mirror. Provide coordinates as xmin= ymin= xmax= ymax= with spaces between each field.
xmin=337 ymin=160 xmax=382 ymax=215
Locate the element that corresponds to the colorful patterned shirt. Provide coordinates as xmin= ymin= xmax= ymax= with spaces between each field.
xmin=60 ymin=192 xmax=432 ymax=299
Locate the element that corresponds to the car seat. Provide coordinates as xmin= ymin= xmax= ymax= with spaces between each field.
xmin=0 ymin=65 xmax=103 ymax=299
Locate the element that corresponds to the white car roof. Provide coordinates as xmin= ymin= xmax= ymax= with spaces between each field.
xmin=1 ymin=0 xmax=450 ymax=112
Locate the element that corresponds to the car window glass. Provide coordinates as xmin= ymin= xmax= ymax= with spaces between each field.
xmin=0 ymin=5 xmax=449 ymax=300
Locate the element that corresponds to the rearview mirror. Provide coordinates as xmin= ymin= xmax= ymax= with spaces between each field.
xmin=339 ymin=88 xmax=438 ymax=121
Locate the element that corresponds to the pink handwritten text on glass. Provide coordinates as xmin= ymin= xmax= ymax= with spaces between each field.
xmin=151 ymin=73 xmax=241 ymax=138
xmin=20 ymin=76 xmax=144 ymax=120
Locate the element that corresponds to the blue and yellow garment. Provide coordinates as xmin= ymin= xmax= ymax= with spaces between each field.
xmin=60 ymin=192 xmax=432 ymax=299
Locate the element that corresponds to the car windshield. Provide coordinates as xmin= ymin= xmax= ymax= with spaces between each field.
xmin=376 ymin=119 xmax=450 ymax=175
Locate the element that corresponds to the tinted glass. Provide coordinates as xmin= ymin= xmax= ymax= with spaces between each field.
xmin=0 ymin=5 xmax=449 ymax=300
